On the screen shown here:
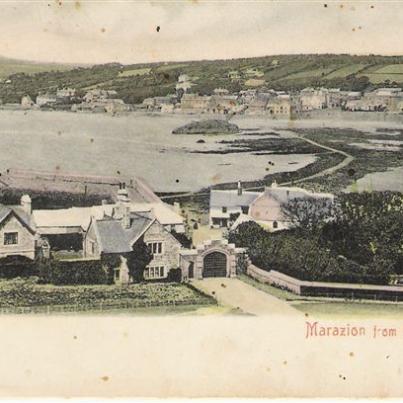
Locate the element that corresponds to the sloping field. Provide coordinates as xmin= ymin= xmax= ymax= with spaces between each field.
xmin=325 ymin=63 xmax=369 ymax=78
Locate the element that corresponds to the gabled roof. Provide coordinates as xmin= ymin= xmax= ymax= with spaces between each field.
xmin=210 ymin=190 xmax=261 ymax=209
xmin=0 ymin=205 xmax=36 ymax=234
xmin=258 ymin=186 xmax=334 ymax=206
xmin=93 ymin=213 xmax=154 ymax=254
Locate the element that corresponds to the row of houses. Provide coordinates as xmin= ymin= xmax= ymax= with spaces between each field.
xmin=0 ymin=184 xmax=247 ymax=283
xmin=21 ymin=88 xmax=130 ymax=114
xmin=140 ymin=86 xmax=403 ymax=117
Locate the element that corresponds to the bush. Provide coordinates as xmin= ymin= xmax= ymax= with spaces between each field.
xmin=166 ymin=268 xmax=182 ymax=283
xmin=38 ymin=259 xmax=110 ymax=285
xmin=0 ymin=255 xmax=37 ymax=278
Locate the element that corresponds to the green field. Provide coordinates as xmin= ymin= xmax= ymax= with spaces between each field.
xmin=118 ymin=67 xmax=151 ymax=77
xmin=2 ymin=54 xmax=403 ymax=104
xmin=324 ymin=63 xmax=368 ymax=79
xmin=285 ymin=67 xmax=335 ymax=80
xmin=0 ymin=57 xmax=76 ymax=79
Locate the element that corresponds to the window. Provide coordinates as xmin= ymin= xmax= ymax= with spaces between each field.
xmin=241 ymin=205 xmax=249 ymax=214
xmin=273 ymin=221 xmax=278 ymax=229
xmin=222 ymin=207 xmax=227 ymax=213
xmin=114 ymin=268 xmax=120 ymax=282
xmin=148 ymin=241 xmax=163 ymax=255
xmin=144 ymin=266 xmax=165 ymax=279
xmin=4 ymin=232 xmax=18 ymax=245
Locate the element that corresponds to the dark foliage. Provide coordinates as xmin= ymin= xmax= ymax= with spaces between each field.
xmin=127 ymin=236 xmax=153 ymax=282
xmin=37 ymin=259 xmax=110 ymax=285
xmin=0 ymin=255 xmax=37 ymax=278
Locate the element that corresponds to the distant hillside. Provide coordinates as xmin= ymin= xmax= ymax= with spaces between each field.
xmin=1 ymin=54 xmax=403 ymax=104
xmin=0 ymin=56 xmax=78 ymax=80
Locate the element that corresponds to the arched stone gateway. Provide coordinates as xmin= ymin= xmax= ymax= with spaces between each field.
xmin=179 ymin=238 xmax=247 ymax=281
xmin=203 ymin=251 xmax=227 ymax=278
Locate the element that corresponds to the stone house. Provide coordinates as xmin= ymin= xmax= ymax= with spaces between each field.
xmin=0 ymin=195 xmax=37 ymax=260
xmin=83 ymin=208 xmax=183 ymax=283
xmin=266 ymin=95 xmax=292 ymax=118
xmin=299 ymin=88 xmax=328 ymax=111
xmin=36 ymin=93 xmax=57 ymax=107
xmin=180 ymin=94 xmax=212 ymax=113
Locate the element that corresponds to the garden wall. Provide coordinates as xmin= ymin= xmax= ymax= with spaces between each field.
xmin=247 ymin=264 xmax=403 ymax=301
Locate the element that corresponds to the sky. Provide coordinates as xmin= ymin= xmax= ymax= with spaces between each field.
xmin=0 ymin=0 xmax=402 ymax=65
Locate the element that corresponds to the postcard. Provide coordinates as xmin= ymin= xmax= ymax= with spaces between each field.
xmin=0 ymin=0 xmax=402 ymax=398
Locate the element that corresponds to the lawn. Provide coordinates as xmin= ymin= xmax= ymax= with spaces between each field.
xmin=0 ymin=279 xmax=215 ymax=314
xmin=292 ymin=301 xmax=403 ymax=319
xmin=239 ymin=274 xmax=403 ymax=319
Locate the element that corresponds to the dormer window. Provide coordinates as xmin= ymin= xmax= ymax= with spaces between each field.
xmin=222 ymin=207 xmax=227 ymax=213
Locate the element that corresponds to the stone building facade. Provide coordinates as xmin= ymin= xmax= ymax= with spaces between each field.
xmin=179 ymin=239 xmax=246 ymax=281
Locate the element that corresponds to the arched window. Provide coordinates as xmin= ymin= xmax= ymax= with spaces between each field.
xmin=273 ymin=221 xmax=278 ymax=229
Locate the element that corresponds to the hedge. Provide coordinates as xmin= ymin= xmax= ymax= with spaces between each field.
xmin=0 ymin=255 xmax=37 ymax=278
xmin=38 ymin=259 xmax=111 ymax=285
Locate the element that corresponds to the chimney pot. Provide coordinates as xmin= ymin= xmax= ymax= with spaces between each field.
xmin=237 ymin=181 xmax=242 ymax=196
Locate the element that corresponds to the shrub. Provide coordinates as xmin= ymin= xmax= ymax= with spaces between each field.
xmin=0 ymin=255 xmax=37 ymax=278
xmin=38 ymin=259 xmax=110 ymax=285
xmin=166 ymin=268 xmax=182 ymax=283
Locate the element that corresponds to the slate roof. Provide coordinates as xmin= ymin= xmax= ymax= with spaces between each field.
xmin=261 ymin=187 xmax=334 ymax=205
xmin=94 ymin=213 xmax=154 ymax=254
xmin=210 ymin=190 xmax=261 ymax=209
xmin=0 ymin=205 xmax=35 ymax=233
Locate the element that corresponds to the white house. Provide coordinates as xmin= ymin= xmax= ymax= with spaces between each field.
xmin=211 ymin=182 xmax=334 ymax=232
xmin=209 ymin=182 xmax=261 ymax=228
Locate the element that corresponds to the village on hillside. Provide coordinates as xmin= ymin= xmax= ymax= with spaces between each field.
xmin=9 ymin=81 xmax=403 ymax=117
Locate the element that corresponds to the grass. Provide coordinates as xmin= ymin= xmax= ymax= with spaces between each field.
xmin=285 ymin=67 xmax=335 ymax=80
xmin=0 ymin=279 xmax=215 ymax=313
xmin=292 ymin=127 xmax=403 ymax=193
xmin=155 ymin=63 xmax=189 ymax=72
xmin=244 ymin=78 xmax=265 ymax=87
xmin=118 ymin=68 xmax=151 ymax=77
xmin=359 ymin=73 xmax=403 ymax=84
xmin=371 ymin=64 xmax=403 ymax=74
xmin=239 ymin=274 xmax=403 ymax=319
xmin=292 ymin=301 xmax=403 ymax=319
xmin=0 ymin=60 xmax=74 ymax=79
xmin=238 ymin=274 xmax=304 ymax=301
xmin=324 ymin=63 xmax=368 ymax=79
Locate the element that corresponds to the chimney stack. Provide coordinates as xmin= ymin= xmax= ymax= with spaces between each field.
xmin=122 ymin=206 xmax=131 ymax=229
xmin=20 ymin=194 xmax=32 ymax=215
xmin=237 ymin=181 xmax=242 ymax=196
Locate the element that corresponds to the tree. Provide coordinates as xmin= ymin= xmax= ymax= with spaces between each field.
xmin=282 ymin=196 xmax=336 ymax=236
xmin=127 ymin=236 xmax=153 ymax=282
